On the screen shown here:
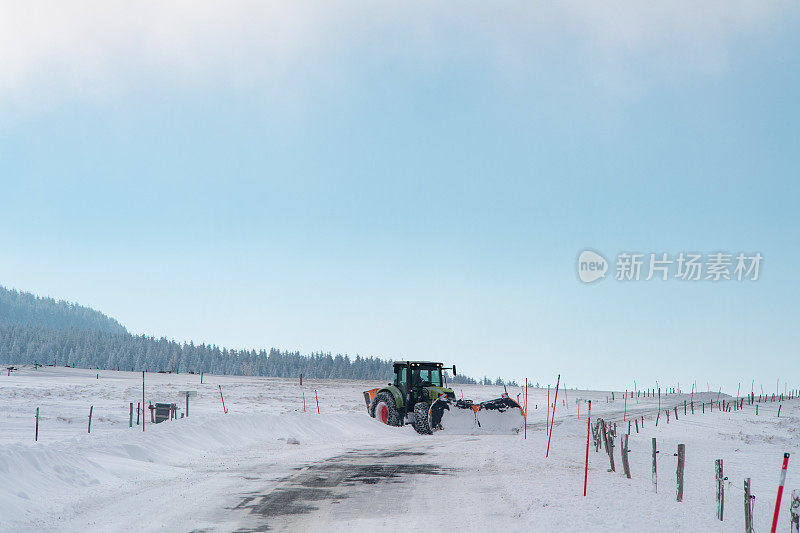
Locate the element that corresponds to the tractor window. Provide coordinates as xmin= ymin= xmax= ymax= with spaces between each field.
xmin=396 ymin=367 xmax=407 ymax=388
xmin=411 ymin=368 xmax=442 ymax=387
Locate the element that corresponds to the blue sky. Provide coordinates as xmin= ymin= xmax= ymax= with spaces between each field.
xmin=1 ymin=2 xmax=798 ymax=392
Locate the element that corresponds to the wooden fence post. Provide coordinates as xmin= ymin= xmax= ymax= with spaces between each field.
xmin=651 ymin=438 xmax=658 ymax=493
xmin=621 ymin=434 xmax=631 ymax=479
xmin=594 ymin=420 xmax=601 ymax=452
xmin=35 ymin=407 xmax=39 ymax=442
xmin=716 ymin=459 xmax=725 ymax=521
xmin=778 ymin=405 xmax=782 ymax=417
xmin=676 ymin=444 xmax=685 ymax=502
xmin=745 ymin=478 xmax=754 ymax=533
xmin=136 ymin=402 xmax=140 ymax=425
xmin=635 ymin=418 xmax=639 ymax=433
xmin=129 ymin=402 xmax=133 ymax=428
xmin=602 ymin=420 xmax=615 ymax=471
xmin=88 ymin=405 xmax=93 ymax=434
xmin=790 ymin=489 xmax=799 ymax=533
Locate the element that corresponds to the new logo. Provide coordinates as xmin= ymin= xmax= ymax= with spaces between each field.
xmin=577 ymin=250 xmax=608 ymax=283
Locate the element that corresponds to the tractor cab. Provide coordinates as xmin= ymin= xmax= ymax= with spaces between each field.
xmin=393 ymin=361 xmax=455 ymax=408
xmin=395 ymin=361 xmax=444 ymax=392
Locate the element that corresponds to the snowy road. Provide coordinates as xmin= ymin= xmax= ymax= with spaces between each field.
xmin=231 ymin=442 xmax=453 ymax=532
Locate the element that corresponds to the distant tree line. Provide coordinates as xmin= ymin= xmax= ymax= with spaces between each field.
xmin=0 ymin=323 xmax=521 ymax=384
xmin=0 ymin=323 xmax=394 ymax=379
xmin=0 ymin=285 xmax=519 ymax=385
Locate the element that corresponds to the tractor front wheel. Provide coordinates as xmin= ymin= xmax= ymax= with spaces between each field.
xmin=413 ymin=402 xmax=433 ymax=435
xmin=370 ymin=391 xmax=402 ymax=427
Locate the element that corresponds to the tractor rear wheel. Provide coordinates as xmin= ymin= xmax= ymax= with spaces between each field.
xmin=370 ymin=391 xmax=402 ymax=427
xmin=413 ymin=402 xmax=433 ymax=435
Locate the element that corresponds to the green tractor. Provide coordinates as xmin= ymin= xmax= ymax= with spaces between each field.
xmin=363 ymin=361 xmax=524 ymax=435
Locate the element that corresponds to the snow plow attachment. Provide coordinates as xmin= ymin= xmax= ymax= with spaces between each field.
xmin=429 ymin=395 xmax=524 ymax=434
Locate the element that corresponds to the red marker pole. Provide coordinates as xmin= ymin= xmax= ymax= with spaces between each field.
xmin=315 ymin=389 xmax=320 ymax=414
xmin=584 ymin=400 xmax=591 ymax=496
xmin=218 ymin=385 xmax=227 ymax=413
xmin=524 ymin=378 xmax=528 ymax=440
xmin=547 ymin=385 xmax=550 ymax=436
xmin=623 ymin=391 xmax=627 ymax=421
xmin=546 ymin=374 xmax=560 ymax=458
xmin=142 ymin=371 xmax=145 ymax=433
xmin=770 ymin=453 xmax=790 ymax=533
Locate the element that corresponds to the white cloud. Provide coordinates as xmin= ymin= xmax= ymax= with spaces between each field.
xmin=0 ymin=1 xmax=789 ymax=108
xmin=0 ymin=3 xmax=327 ymax=98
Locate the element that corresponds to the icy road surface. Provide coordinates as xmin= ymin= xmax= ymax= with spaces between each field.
xmin=1 ymin=366 xmax=798 ymax=532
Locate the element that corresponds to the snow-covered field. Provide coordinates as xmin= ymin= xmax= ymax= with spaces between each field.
xmin=1 ymin=366 xmax=798 ymax=532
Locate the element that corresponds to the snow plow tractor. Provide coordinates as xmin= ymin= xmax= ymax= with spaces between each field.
xmin=363 ymin=361 xmax=524 ymax=435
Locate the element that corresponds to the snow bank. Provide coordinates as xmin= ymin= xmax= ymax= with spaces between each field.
xmin=0 ymin=411 xmax=412 ymax=530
